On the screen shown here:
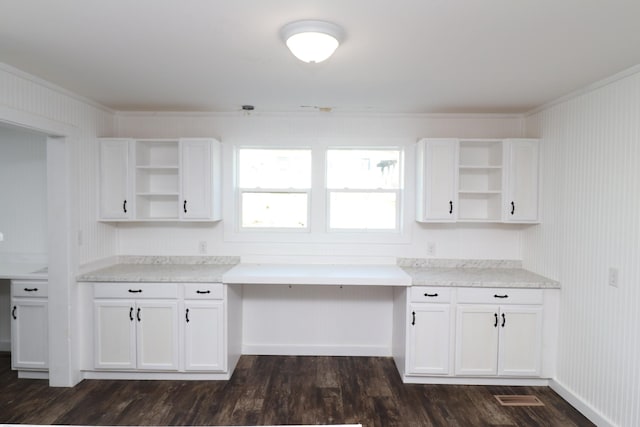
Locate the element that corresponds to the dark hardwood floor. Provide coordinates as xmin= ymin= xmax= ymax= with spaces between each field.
xmin=0 ymin=352 xmax=594 ymax=426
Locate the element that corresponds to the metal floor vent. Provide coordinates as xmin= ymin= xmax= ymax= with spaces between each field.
xmin=494 ymin=395 xmax=545 ymax=407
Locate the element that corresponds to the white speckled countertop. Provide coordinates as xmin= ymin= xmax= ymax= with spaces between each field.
xmin=222 ymin=263 xmax=411 ymax=286
xmin=77 ymin=256 xmax=239 ymax=283
xmin=398 ymin=258 xmax=559 ymax=289
xmin=77 ymin=256 xmax=559 ymax=289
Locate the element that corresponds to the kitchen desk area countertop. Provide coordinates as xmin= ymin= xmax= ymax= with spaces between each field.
xmin=221 ymin=263 xmax=412 ymax=286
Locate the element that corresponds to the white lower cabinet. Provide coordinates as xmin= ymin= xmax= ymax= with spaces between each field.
xmin=94 ymin=299 xmax=179 ymax=370
xmin=396 ymin=286 xmax=551 ymax=384
xmin=183 ymin=283 xmax=226 ymax=372
xmin=406 ymin=287 xmax=452 ymax=375
xmin=92 ymin=282 xmax=227 ymax=374
xmin=455 ymin=288 xmax=544 ymax=377
xmin=11 ymin=280 xmax=49 ymax=371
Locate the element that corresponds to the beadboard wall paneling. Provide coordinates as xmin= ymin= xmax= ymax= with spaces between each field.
xmin=0 ymin=64 xmax=117 ymax=266
xmin=115 ymin=113 xmax=526 ymax=261
xmin=523 ymin=70 xmax=640 ymax=427
xmin=0 ymin=126 xmax=47 ymax=258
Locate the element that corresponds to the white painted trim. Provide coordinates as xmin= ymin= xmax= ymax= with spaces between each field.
xmin=526 ymin=63 xmax=640 ymax=117
xmin=241 ymin=344 xmax=391 ymax=357
xmin=402 ymin=376 xmax=549 ymax=386
xmin=0 ymin=104 xmax=79 ymax=387
xmin=549 ymin=379 xmax=616 ymax=427
xmin=82 ymin=370 xmax=232 ymax=381
xmin=17 ymin=371 xmax=49 ymax=379
xmin=0 ymin=62 xmax=114 ymax=114
xmin=0 ymin=105 xmax=75 ymax=137
xmin=114 ymin=110 xmax=524 ymax=120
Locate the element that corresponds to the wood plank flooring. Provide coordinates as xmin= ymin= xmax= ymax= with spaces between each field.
xmin=0 ymin=352 xmax=594 ymax=426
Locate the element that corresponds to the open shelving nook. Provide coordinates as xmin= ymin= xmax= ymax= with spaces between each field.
xmin=458 ymin=139 xmax=503 ymax=223
xmin=135 ymin=140 xmax=181 ymax=220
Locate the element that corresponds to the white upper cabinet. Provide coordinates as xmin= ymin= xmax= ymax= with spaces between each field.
xmin=503 ymin=139 xmax=539 ymax=223
xmin=99 ymin=138 xmax=222 ymax=222
xmin=180 ymin=138 xmax=222 ymax=220
xmin=416 ymin=138 xmax=539 ymax=224
xmin=416 ymin=139 xmax=458 ymax=222
xmin=99 ymin=139 xmax=134 ymax=220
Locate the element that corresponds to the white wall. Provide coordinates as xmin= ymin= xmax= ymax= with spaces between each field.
xmin=115 ymin=112 xmax=527 ymax=261
xmin=0 ymin=125 xmax=47 ymax=259
xmin=0 ymin=64 xmax=118 ymax=266
xmin=0 ymin=63 xmax=117 ymax=385
xmin=523 ymin=68 xmax=640 ymax=427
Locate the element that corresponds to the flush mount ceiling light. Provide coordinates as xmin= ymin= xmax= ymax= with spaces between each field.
xmin=281 ymin=20 xmax=344 ymax=63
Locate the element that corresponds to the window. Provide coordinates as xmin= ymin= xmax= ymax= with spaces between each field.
xmin=326 ymin=148 xmax=401 ymax=230
xmin=238 ymin=148 xmax=311 ymax=229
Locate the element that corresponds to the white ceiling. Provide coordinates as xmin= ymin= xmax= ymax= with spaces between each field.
xmin=1 ymin=0 xmax=640 ymax=114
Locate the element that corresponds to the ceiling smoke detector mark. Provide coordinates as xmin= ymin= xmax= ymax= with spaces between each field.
xmin=494 ymin=395 xmax=545 ymax=407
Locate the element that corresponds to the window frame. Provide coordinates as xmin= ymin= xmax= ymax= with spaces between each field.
xmin=325 ymin=147 xmax=403 ymax=233
xmin=225 ymin=139 xmax=411 ymax=245
xmin=236 ymin=146 xmax=312 ymax=232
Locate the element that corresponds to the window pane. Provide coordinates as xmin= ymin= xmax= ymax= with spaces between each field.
xmin=329 ymin=192 xmax=397 ymax=230
xmin=241 ymin=192 xmax=308 ymax=228
xmin=327 ymin=149 xmax=400 ymax=189
xmin=239 ymin=149 xmax=311 ymax=189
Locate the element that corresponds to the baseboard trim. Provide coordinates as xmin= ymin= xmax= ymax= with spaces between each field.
xmin=549 ymin=379 xmax=616 ymax=427
xmin=242 ymin=344 xmax=391 ymax=357
xmin=0 ymin=340 xmax=10 ymax=352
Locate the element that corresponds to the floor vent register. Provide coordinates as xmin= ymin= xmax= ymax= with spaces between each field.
xmin=494 ymin=395 xmax=545 ymax=407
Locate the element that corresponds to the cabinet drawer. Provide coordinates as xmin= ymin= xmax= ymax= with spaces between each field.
xmin=12 ymin=281 xmax=48 ymax=297
xmin=94 ymin=283 xmax=179 ymax=299
xmin=409 ymin=287 xmax=451 ymax=303
xmin=457 ymin=287 xmax=543 ymax=305
xmin=184 ymin=283 xmax=224 ymax=299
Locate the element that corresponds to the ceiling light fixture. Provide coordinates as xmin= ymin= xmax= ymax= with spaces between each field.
xmin=281 ymin=20 xmax=344 ymax=63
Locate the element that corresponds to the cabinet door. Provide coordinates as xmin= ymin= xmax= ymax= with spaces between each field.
xmin=11 ymin=299 xmax=48 ymax=370
xmin=94 ymin=300 xmax=136 ymax=369
xmin=416 ymin=139 xmax=458 ymax=222
xmin=498 ymin=306 xmax=543 ymax=376
xmin=136 ymin=301 xmax=179 ymax=371
xmin=504 ymin=139 xmax=539 ymax=222
xmin=180 ymin=139 xmax=213 ymax=220
xmin=184 ymin=300 xmax=226 ymax=371
xmin=455 ymin=305 xmax=499 ymax=376
xmin=99 ymin=139 xmax=134 ymax=219
xmin=407 ymin=303 xmax=450 ymax=375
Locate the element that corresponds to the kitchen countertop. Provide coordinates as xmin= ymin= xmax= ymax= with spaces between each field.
xmin=0 ymin=263 xmax=48 ymax=280
xmin=77 ymin=256 xmax=239 ymax=283
xmin=398 ymin=258 xmax=559 ymax=289
xmin=76 ymin=256 xmax=559 ymax=289
xmin=221 ymin=263 xmax=412 ymax=286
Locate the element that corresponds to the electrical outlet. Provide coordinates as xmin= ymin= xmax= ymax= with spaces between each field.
xmin=198 ymin=241 xmax=207 ymax=254
xmin=608 ymin=267 xmax=619 ymax=288
xmin=427 ymin=242 xmax=436 ymax=256
xmin=0 ymin=231 xmax=3 ymax=242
